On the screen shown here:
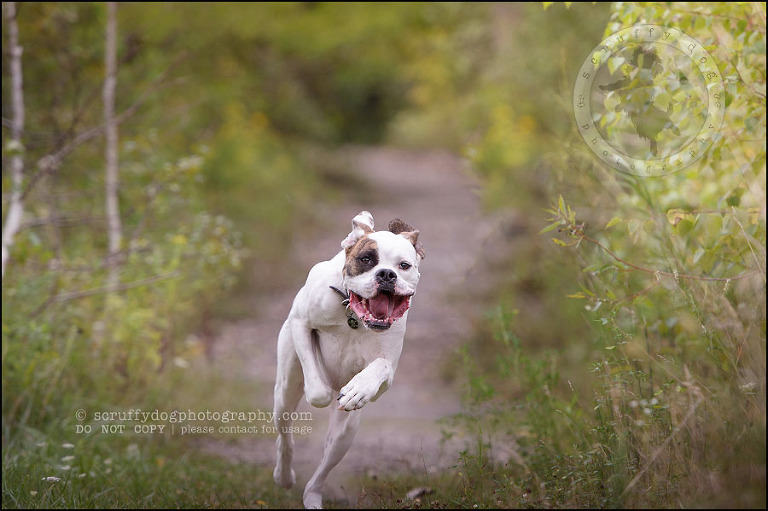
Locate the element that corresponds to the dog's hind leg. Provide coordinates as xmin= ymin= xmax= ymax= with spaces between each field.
xmin=273 ymin=321 xmax=304 ymax=489
xmin=302 ymin=406 xmax=362 ymax=509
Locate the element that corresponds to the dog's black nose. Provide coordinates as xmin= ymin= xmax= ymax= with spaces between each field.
xmin=376 ymin=268 xmax=397 ymax=284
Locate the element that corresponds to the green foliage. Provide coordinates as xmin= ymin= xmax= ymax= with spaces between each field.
xmin=389 ymin=2 xmax=613 ymax=210
xmin=444 ymin=2 xmax=766 ymax=509
xmin=118 ymin=2 xmax=463 ymax=145
xmin=1 ymin=138 xmax=245 ymax=425
xmin=200 ymin=104 xmax=311 ymax=258
xmin=2 ymin=2 xmax=238 ymax=455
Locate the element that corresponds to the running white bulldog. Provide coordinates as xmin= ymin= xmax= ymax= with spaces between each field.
xmin=272 ymin=211 xmax=425 ymax=508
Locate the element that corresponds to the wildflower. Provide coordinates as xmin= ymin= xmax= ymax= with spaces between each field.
xmin=126 ymin=443 xmax=140 ymax=459
xmin=41 ymin=476 xmax=61 ymax=483
xmin=62 ymin=443 xmax=75 ymax=449
xmin=174 ymin=357 xmax=190 ymax=369
xmin=61 ymin=455 xmax=75 ymax=463
xmin=740 ymin=382 xmax=756 ymax=394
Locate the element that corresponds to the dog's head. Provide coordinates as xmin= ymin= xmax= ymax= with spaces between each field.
xmin=340 ymin=211 xmax=425 ymax=332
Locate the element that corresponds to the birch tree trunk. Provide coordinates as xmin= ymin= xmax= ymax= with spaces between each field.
xmin=104 ymin=1 xmax=122 ymax=291
xmin=1 ymin=2 xmax=26 ymax=281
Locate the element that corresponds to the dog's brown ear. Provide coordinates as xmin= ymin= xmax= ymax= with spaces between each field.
xmin=388 ymin=218 xmax=425 ymax=260
xmin=387 ymin=218 xmax=414 ymax=235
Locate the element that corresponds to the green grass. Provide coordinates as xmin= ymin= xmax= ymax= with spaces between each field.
xmin=2 ymin=428 xmax=296 ymax=509
xmin=2 ymin=359 xmax=286 ymax=509
xmin=1 ymin=432 xmax=497 ymax=509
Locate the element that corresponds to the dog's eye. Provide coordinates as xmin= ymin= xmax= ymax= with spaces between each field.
xmin=399 ymin=261 xmax=412 ymax=270
xmin=360 ymin=256 xmax=372 ymax=264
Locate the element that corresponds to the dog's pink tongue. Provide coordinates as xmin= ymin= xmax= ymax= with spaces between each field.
xmin=368 ymin=294 xmax=392 ymax=319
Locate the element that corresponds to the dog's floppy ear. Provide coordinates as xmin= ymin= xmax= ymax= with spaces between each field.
xmin=388 ymin=218 xmax=425 ymax=260
xmin=341 ymin=211 xmax=375 ymax=250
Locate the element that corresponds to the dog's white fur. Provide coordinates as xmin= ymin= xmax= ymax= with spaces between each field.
xmin=273 ymin=211 xmax=422 ymax=508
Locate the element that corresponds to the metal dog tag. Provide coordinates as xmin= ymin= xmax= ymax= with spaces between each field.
xmin=347 ymin=316 xmax=359 ymax=329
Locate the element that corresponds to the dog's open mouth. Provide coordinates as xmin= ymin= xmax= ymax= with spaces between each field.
xmin=349 ymin=291 xmax=411 ymax=331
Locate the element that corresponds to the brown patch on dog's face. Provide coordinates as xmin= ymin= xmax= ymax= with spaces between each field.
xmin=343 ymin=236 xmax=379 ymax=277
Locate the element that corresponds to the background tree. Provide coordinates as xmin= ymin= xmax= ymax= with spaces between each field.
xmin=2 ymin=2 xmax=25 ymax=280
xmin=103 ymin=1 xmax=121 ymax=292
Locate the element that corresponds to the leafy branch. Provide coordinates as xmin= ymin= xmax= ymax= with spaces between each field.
xmin=542 ymin=196 xmax=759 ymax=284
xmin=30 ymin=270 xmax=180 ymax=318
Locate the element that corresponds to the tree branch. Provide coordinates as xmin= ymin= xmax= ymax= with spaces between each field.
xmin=568 ymin=226 xmax=758 ymax=283
xmin=18 ymin=213 xmax=105 ymax=232
xmin=23 ymin=269 xmax=178 ymax=317
xmin=19 ymin=57 xmax=184 ymax=203
xmin=50 ymin=271 xmax=180 ymax=304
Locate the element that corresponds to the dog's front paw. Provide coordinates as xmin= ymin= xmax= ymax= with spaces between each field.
xmin=304 ymin=383 xmax=333 ymax=408
xmin=337 ymin=374 xmax=382 ymax=411
xmin=303 ymin=489 xmax=323 ymax=509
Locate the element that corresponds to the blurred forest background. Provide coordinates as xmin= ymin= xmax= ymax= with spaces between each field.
xmin=2 ymin=2 xmax=765 ymax=509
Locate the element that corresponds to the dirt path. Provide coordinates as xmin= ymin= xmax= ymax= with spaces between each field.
xmin=201 ymin=146 xmax=519 ymax=505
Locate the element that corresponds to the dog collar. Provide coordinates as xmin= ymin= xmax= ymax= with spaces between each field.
xmin=329 ymin=286 xmax=360 ymax=329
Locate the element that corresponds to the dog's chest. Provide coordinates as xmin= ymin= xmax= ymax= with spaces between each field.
xmin=313 ymin=325 xmax=403 ymax=390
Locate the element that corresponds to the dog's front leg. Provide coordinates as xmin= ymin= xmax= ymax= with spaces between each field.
xmin=337 ymin=358 xmax=393 ymax=411
xmin=290 ymin=320 xmax=334 ymax=407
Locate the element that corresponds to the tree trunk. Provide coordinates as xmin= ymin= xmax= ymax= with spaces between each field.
xmin=104 ymin=1 xmax=122 ymax=291
xmin=1 ymin=2 xmax=26 ymax=281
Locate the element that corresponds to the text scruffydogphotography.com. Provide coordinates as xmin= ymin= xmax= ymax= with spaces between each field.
xmin=73 ymin=408 xmax=313 ymax=437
